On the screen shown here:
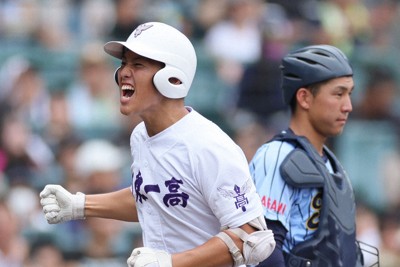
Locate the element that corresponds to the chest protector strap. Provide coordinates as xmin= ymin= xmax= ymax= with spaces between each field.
xmin=273 ymin=130 xmax=360 ymax=267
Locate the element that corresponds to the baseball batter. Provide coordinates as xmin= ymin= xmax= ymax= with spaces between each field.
xmin=249 ymin=45 xmax=378 ymax=266
xmin=39 ymin=22 xmax=275 ymax=267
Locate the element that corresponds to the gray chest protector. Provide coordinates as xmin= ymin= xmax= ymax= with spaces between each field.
xmin=273 ymin=130 xmax=360 ymax=267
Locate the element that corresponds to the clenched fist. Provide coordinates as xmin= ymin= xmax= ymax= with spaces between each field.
xmin=40 ymin=184 xmax=85 ymax=224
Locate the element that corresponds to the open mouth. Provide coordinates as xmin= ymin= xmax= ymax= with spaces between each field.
xmin=121 ymin=85 xmax=135 ymax=98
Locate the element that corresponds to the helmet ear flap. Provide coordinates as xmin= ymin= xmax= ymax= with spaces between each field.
xmin=114 ymin=67 xmax=121 ymax=85
xmin=153 ymin=66 xmax=189 ymax=99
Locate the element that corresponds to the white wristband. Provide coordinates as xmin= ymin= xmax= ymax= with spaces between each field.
xmin=73 ymin=192 xmax=86 ymax=220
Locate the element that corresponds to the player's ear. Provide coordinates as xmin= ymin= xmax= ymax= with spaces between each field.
xmin=296 ymin=87 xmax=311 ymax=110
xmin=168 ymin=77 xmax=182 ymax=85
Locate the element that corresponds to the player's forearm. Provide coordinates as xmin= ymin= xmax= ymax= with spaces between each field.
xmin=171 ymin=224 xmax=256 ymax=267
xmin=172 ymin=236 xmax=234 ymax=267
xmin=84 ymin=187 xmax=138 ymax=222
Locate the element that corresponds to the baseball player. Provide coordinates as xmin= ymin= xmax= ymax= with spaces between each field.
xmin=249 ymin=45 xmax=378 ymax=266
xmin=39 ymin=22 xmax=275 ymax=267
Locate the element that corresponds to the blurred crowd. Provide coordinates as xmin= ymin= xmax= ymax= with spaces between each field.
xmin=0 ymin=0 xmax=400 ymax=266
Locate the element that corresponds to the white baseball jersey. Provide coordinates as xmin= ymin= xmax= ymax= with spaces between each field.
xmin=129 ymin=107 xmax=263 ymax=254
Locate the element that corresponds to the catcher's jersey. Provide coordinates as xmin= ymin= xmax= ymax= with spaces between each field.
xmin=249 ymin=140 xmax=334 ymax=252
xmin=129 ymin=107 xmax=263 ymax=254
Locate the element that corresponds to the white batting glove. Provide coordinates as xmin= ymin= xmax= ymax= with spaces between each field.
xmin=39 ymin=184 xmax=85 ymax=224
xmin=127 ymin=247 xmax=172 ymax=267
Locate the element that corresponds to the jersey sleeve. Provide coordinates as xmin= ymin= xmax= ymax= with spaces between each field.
xmin=249 ymin=141 xmax=295 ymax=230
xmin=195 ymin=140 xmax=264 ymax=229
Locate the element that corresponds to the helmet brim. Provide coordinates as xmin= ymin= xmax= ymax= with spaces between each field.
xmin=104 ymin=40 xmax=163 ymax=63
xmin=104 ymin=41 xmax=126 ymax=59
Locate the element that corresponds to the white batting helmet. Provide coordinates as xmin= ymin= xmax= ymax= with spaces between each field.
xmin=104 ymin=22 xmax=197 ymax=99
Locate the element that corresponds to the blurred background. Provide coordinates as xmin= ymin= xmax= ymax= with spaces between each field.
xmin=0 ymin=0 xmax=399 ymax=266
